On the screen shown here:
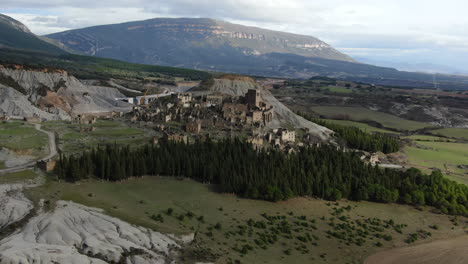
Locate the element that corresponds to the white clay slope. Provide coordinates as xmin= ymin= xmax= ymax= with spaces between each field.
xmin=0 ymin=184 xmax=33 ymax=230
xmin=0 ymin=201 xmax=191 ymax=264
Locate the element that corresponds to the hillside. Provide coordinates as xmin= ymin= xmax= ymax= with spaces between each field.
xmin=0 ymin=14 xmax=64 ymax=54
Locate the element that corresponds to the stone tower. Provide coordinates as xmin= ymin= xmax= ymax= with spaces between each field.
xmin=246 ymin=89 xmax=261 ymax=108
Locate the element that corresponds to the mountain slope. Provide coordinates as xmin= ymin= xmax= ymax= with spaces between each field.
xmin=46 ymin=18 xmax=354 ymax=65
xmin=0 ymin=14 xmax=64 ymax=54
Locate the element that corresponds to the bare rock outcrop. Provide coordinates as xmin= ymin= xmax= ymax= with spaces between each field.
xmin=0 ymin=84 xmax=66 ymax=120
xmin=0 ymin=67 xmax=132 ymax=120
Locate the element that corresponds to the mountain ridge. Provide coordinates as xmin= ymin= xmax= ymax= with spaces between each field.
xmin=0 ymin=14 xmax=64 ymax=54
xmin=46 ymin=17 xmax=355 ymax=65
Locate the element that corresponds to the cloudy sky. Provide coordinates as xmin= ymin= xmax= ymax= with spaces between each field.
xmin=2 ymin=0 xmax=468 ymax=74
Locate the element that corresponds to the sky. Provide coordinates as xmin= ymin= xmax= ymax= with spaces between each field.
xmin=2 ymin=0 xmax=468 ymax=74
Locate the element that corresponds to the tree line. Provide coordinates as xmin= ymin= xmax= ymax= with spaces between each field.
xmin=55 ymin=139 xmax=467 ymax=216
xmin=298 ymin=111 xmax=400 ymax=154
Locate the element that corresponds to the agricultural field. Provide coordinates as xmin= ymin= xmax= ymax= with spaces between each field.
xmin=42 ymin=119 xmax=154 ymax=154
xmin=26 ymin=177 xmax=468 ymax=264
xmin=431 ymin=128 xmax=468 ymax=140
xmin=403 ymin=141 xmax=468 ymax=185
xmin=321 ymin=86 xmax=353 ymax=94
xmin=311 ymin=106 xmax=431 ymax=131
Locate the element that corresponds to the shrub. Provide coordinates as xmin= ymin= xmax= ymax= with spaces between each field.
xmin=166 ymin=208 xmax=173 ymax=215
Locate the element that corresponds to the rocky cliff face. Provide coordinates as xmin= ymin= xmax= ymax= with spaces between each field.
xmin=0 ymin=66 xmax=131 ymax=120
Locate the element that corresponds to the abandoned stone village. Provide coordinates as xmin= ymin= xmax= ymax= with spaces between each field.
xmin=125 ymin=89 xmax=310 ymax=151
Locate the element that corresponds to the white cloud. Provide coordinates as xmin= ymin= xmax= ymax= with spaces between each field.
xmin=1 ymin=0 xmax=468 ymax=70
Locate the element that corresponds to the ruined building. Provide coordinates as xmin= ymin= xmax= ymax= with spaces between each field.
xmin=73 ymin=114 xmax=97 ymax=125
xmin=186 ymin=120 xmax=202 ymax=133
xmin=176 ymin=93 xmax=192 ymax=104
xmin=37 ymin=159 xmax=56 ymax=172
xmin=246 ymin=89 xmax=261 ymax=108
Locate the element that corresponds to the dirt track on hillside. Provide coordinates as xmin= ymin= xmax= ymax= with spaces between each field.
xmin=365 ymin=235 xmax=468 ymax=264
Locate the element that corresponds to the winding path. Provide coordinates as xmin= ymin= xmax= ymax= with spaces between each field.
xmin=0 ymin=123 xmax=57 ymax=175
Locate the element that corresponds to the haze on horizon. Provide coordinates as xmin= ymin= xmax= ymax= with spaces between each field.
xmin=2 ymin=0 xmax=468 ymax=74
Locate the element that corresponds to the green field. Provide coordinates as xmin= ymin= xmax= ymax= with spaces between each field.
xmin=26 ymin=177 xmax=467 ymax=264
xmin=431 ymin=128 xmax=468 ymax=140
xmin=323 ymin=119 xmax=398 ymax=134
xmin=0 ymin=169 xmax=39 ymax=184
xmin=43 ymin=120 xmax=153 ymax=154
xmin=311 ymin=106 xmax=431 ymax=131
xmin=404 ymin=141 xmax=468 ymax=185
xmin=321 ymin=86 xmax=353 ymax=94
xmin=403 ymin=135 xmax=455 ymax=142
xmin=0 ymin=121 xmax=48 ymax=155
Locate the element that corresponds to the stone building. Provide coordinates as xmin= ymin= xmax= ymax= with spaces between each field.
xmin=205 ymin=95 xmax=224 ymax=107
xmin=186 ymin=120 xmax=202 ymax=133
xmin=176 ymin=93 xmax=192 ymax=104
xmin=246 ymin=111 xmax=264 ymax=125
xmin=278 ymin=129 xmax=296 ymax=143
xmin=24 ymin=116 xmax=41 ymax=124
xmin=164 ymin=132 xmax=188 ymax=143
xmin=222 ymin=103 xmax=248 ymax=123
xmin=246 ymin=89 xmax=261 ymax=108
xmin=74 ymin=114 xmax=97 ymax=125
xmin=248 ymin=136 xmax=264 ymax=148
xmin=0 ymin=114 xmax=10 ymax=121
xmin=37 ymin=159 xmax=56 ymax=172
xmin=263 ymin=108 xmax=274 ymax=123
